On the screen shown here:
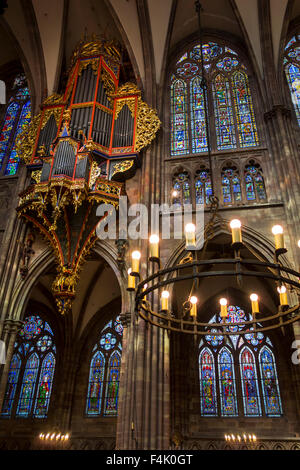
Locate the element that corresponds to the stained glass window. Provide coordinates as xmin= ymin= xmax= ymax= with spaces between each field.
xmin=198 ymin=305 xmax=282 ymax=418
xmin=199 ymin=348 xmax=217 ymax=416
xmin=240 ymin=347 xmax=261 ymax=416
xmin=172 ymin=171 xmax=191 ymax=206
xmin=190 ymin=77 xmax=208 ymax=153
xmin=195 ymin=169 xmax=212 ymax=205
xmin=244 ymin=162 xmax=266 ymax=202
xmin=86 ymin=315 xmax=123 ymax=417
xmin=0 ymin=102 xmax=20 ymax=170
xmin=86 ymin=351 xmax=105 ymax=415
xmin=1 ymin=314 xmax=56 ymax=419
xmin=284 ymin=35 xmax=300 ymax=126
xmin=5 ymin=98 xmax=31 ymax=175
xmin=33 ymin=352 xmax=55 ymax=418
xmin=221 ymin=166 xmax=241 ymax=205
xmin=232 ymin=72 xmax=258 ymax=147
xmin=0 ymin=74 xmax=31 ymax=175
xmin=218 ymin=347 xmax=238 ymax=416
xmin=171 ymin=79 xmax=188 ymax=155
xmin=213 ymin=74 xmax=236 ymax=150
xmin=259 ymin=347 xmax=282 ymax=416
xmin=170 ymin=41 xmax=259 ymax=156
xmin=1 ymin=354 xmax=21 ymax=417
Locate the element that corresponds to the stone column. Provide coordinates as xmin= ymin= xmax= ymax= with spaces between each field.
xmin=0 ymin=319 xmax=23 ymax=411
xmin=116 ymin=294 xmax=170 ymax=450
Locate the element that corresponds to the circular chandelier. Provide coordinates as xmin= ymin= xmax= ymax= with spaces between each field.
xmin=125 ymin=0 xmax=300 ymax=337
xmin=127 ymin=208 xmax=300 ymax=336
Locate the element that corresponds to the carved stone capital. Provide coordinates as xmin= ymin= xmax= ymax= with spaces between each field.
xmin=119 ymin=312 xmax=131 ymax=328
xmin=264 ymin=104 xmax=291 ymax=121
xmin=3 ymin=319 xmax=23 ymax=335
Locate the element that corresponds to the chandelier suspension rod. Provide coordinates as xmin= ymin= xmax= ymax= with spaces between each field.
xmin=195 ymin=0 xmax=215 ymax=198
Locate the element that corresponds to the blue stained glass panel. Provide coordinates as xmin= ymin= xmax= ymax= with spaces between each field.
xmin=218 ymin=348 xmax=238 ymax=416
xmin=100 ymin=332 xmax=117 ymax=351
xmin=16 ymin=353 xmax=39 ymax=417
xmin=5 ymin=99 xmax=31 ymax=175
xmin=0 ymin=102 xmax=19 ymax=170
xmin=1 ymin=354 xmax=21 ymax=416
xmin=259 ymin=347 xmax=282 ymax=416
xmin=199 ymin=348 xmax=217 ymax=416
xmin=240 ymin=347 xmax=262 ymax=416
xmin=171 ymin=80 xmax=189 ymax=155
xmin=213 ymin=74 xmax=236 ymax=150
xmin=232 ymin=72 xmax=258 ymax=148
xmin=104 ymin=351 xmax=121 ymax=416
xmin=190 ymin=77 xmax=208 ymax=153
xmin=285 ymin=63 xmax=300 ymax=126
xmin=34 ymin=353 xmax=55 ymax=418
xmin=86 ymin=351 xmax=105 ymax=415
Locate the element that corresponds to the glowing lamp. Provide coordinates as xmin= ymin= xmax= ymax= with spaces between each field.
xmin=272 ymin=225 xmax=284 ymax=250
xmin=161 ymin=290 xmax=169 ymax=312
xmin=131 ymin=250 xmax=141 ymax=276
xmin=190 ymin=295 xmax=198 ymax=317
xmin=220 ymin=298 xmax=228 ymax=318
xmin=230 ymin=219 xmax=242 ymax=244
xmin=250 ymin=293 xmax=259 ymax=314
xmin=298 ymin=240 xmax=300 ymax=248
xmin=127 ymin=268 xmax=135 ymax=291
xmin=278 ymin=285 xmax=288 ymax=306
xmin=185 ymin=223 xmax=196 ymax=250
xmin=149 ymin=234 xmax=159 ymax=261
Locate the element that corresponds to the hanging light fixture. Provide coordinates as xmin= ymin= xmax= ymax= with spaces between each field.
xmin=129 ymin=1 xmax=300 ymax=338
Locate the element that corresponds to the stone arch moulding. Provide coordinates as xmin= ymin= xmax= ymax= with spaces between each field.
xmin=164 ymin=219 xmax=293 ymax=270
xmin=9 ymin=240 xmax=129 ymax=323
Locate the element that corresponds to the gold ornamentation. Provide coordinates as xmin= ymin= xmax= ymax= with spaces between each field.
xmin=89 ymin=161 xmax=101 ymax=188
xmin=114 ymin=98 xmax=136 ymax=120
xmin=78 ymin=58 xmax=100 ymax=76
xmin=42 ymin=93 xmax=64 ymax=106
xmin=15 ymin=113 xmax=42 ymax=164
xmin=31 ymin=170 xmax=42 ymax=183
xmin=100 ymin=67 xmax=115 ymax=101
xmin=69 ymin=35 xmax=121 ymax=72
xmin=112 ymin=82 xmax=141 ymax=98
xmin=135 ymin=98 xmax=161 ymax=152
xmin=41 ymin=107 xmax=62 ymax=129
xmin=111 ymin=160 xmax=134 ymax=177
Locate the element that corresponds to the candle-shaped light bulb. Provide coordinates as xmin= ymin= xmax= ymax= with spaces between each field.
xmin=220 ymin=298 xmax=228 ymax=318
xmin=298 ymin=240 xmax=300 ymax=248
xmin=277 ymin=285 xmax=288 ymax=306
xmin=250 ymin=293 xmax=259 ymax=314
xmin=50 ymin=433 xmax=55 ymax=440
xmin=230 ymin=219 xmax=242 ymax=244
xmin=190 ymin=296 xmax=198 ymax=317
xmin=172 ymin=190 xmax=178 ymax=198
xmin=65 ymin=434 xmax=69 ymax=440
xmin=161 ymin=290 xmax=169 ymax=312
xmin=272 ymin=225 xmax=284 ymax=250
xmin=185 ymin=223 xmax=196 ymax=250
xmin=131 ymin=250 xmax=141 ymax=275
xmin=127 ymin=268 xmax=135 ymax=291
xmin=149 ymin=234 xmax=159 ymax=260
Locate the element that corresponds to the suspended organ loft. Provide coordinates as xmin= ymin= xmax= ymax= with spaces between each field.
xmin=16 ymin=37 xmax=161 ymax=314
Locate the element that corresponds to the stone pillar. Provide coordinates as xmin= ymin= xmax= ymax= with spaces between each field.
xmin=0 ymin=319 xmax=23 ymax=411
xmin=291 ymin=321 xmax=300 ymax=417
xmin=116 ymin=295 xmax=170 ymax=450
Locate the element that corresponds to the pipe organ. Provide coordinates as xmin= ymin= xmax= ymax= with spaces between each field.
xmin=16 ymin=36 xmax=161 ymax=314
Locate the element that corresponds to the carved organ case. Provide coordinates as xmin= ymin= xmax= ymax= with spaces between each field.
xmin=16 ymin=37 xmax=160 ymax=314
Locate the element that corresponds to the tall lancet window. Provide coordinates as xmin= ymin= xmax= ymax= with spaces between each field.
xmin=86 ymin=316 xmax=123 ymax=417
xmin=221 ymin=165 xmax=242 ymax=205
xmin=172 ymin=170 xmax=191 ymax=207
xmin=244 ymin=161 xmax=266 ymax=202
xmin=0 ymin=74 xmax=31 ymax=175
xmin=171 ymin=79 xmax=189 ymax=155
xmin=198 ymin=305 xmax=282 ymax=417
xmin=1 ymin=314 xmax=56 ymax=418
xmin=284 ymin=34 xmax=300 ymax=126
xmin=170 ymin=41 xmax=259 ymax=156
